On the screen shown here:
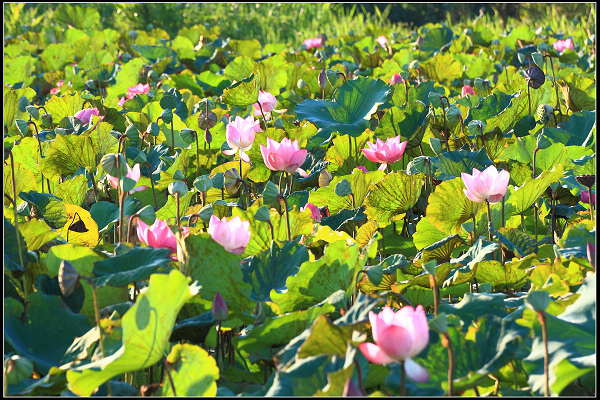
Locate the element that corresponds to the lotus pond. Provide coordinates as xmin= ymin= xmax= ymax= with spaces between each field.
xmin=3 ymin=3 xmax=596 ymax=397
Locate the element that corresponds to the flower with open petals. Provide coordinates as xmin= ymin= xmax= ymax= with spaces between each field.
xmin=107 ymin=163 xmax=148 ymax=195
xmin=361 ymin=136 xmax=408 ymax=171
xmin=260 ymin=137 xmax=308 ymax=175
xmin=137 ymin=218 xmax=189 ymax=255
xmin=128 ymin=83 xmax=150 ymax=96
xmin=74 ymin=108 xmax=101 ymax=125
xmin=208 ymin=215 xmax=251 ymax=255
xmin=390 ymin=73 xmax=404 ymax=85
xmin=303 ymin=37 xmax=323 ymax=49
xmin=461 ymin=85 xmax=475 ymax=97
xmin=223 ymin=115 xmax=261 ymax=163
xmin=377 ymin=35 xmax=389 ymax=49
xmin=359 ymin=305 xmax=430 ymax=382
xmin=461 ymin=165 xmax=510 ymax=204
xmin=301 ymin=203 xmax=322 ymax=222
xmin=581 ymin=190 xmax=596 ymax=205
xmin=553 ymin=38 xmax=574 ymax=53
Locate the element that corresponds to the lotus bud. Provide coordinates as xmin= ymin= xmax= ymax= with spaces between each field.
xmin=318 ymin=69 xmax=328 ymax=90
xmin=416 ymin=35 xmax=424 ymax=47
xmin=58 ymin=259 xmax=80 ymax=297
xmin=204 ymin=128 xmax=212 ymax=144
xmin=212 ymin=292 xmax=228 ymax=322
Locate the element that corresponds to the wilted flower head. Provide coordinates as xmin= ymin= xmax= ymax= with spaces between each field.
xmin=260 ymin=137 xmax=308 ymax=175
xmin=107 ymin=163 xmax=148 ymax=194
xmin=303 ymin=37 xmax=323 ymax=49
xmin=389 ymin=73 xmax=404 ymax=85
xmin=223 ymin=115 xmax=261 ymax=163
xmin=208 ymin=215 xmax=251 ymax=255
xmin=361 ymin=136 xmax=408 ymax=171
xmin=74 ymin=108 xmax=101 ymax=125
xmin=137 ymin=218 xmax=190 ymax=256
xmin=461 ymin=165 xmax=510 ymax=204
xmin=461 ymin=85 xmax=475 ymax=97
xmin=359 ymin=305 xmax=430 ymax=382
xmin=553 ymin=38 xmax=574 ymax=53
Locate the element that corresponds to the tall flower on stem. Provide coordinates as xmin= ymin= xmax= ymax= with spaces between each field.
xmin=253 ymin=91 xmax=279 ymax=119
xmin=107 ymin=163 xmax=148 ymax=195
xmin=462 ymin=165 xmax=510 ymax=240
xmin=137 ymin=218 xmax=190 ymax=257
xmin=208 ymin=215 xmax=251 ymax=255
xmin=361 ymin=136 xmax=408 ymax=171
xmin=359 ymin=305 xmax=430 ymax=386
xmin=260 ymin=137 xmax=308 ymax=176
xmin=223 ymin=116 xmax=261 ymax=164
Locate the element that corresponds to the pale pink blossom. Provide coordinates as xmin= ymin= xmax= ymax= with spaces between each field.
xmin=208 ymin=215 xmax=251 ymax=255
xmin=107 ymin=163 xmax=148 ymax=194
xmin=260 ymin=137 xmax=308 ymax=175
xmin=118 ymin=96 xmax=127 ymax=107
xmin=389 ymin=73 xmax=404 ymax=85
xmin=461 ymin=165 xmax=510 ymax=204
xmin=137 ymin=218 xmax=190 ymax=255
xmin=359 ymin=305 xmax=430 ymax=382
xmin=553 ymin=38 xmax=574 ymax=53
xmin=253 ymin=91 xmax=279 ymax=118
xmin=354 ymin=166 xmax=369 ymax=173
xmin=50 ymin=88 xmax=60 ymax=95
xmin=361 ymin=136 xmax=408 ymax=171
xmin=461 ymin=85 xmax=475 ymax=97
xmin=301 ymin=203 xmax=322 ymax=222
xmin=303 ymin=37 xmax=323 ymax=49
xmin=74 ymin=108 xmax=101 ymax=125
xmin=223 ymin=115 xmax=261 ymax=163
xmin=377 ymin=35 xmax=388 ymax=49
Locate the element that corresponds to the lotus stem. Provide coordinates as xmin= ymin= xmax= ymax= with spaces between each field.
xmin=175 ymin=193 xmax=180 ymax=229
xmin=471 ymin=212 xmax=477 ymax=245
xmin=170 ymin=120 xmax=175 ymax=153
xmin=545 ymin=54 xmax=561 ymax=119
xmin=442 ymin=332 xmax=454 ymax=396
xmin=195 ymin=129 xmax=200 ymax=180
xmin=353 ymin=269 xmax=368 ymax=306
xmin=89 ymin=170 xmax=99 ymax=203
xmin=400 ymin=360 xmax=406 ymax=396
xmin=429 ymin=273 xmax=439 ymax=317
xmin=527 ymin=84 xmax=532 ymax=117
xmin=257 ymin=101 xmax=268 ymax=130
xmin=282 ymin=193 xmax=292 ymax=242
xmin=163 ymin=358 xmax=177 ymax=397
xmin=551 ymin=192 xmax=556 ymax=245
xmin=486 ymin=200 xmax=493 ymax=241
xmin=537 ymin=311 xmax=550 ymax=397
xmin=348 ymin=135 xmax=353 ymax=168
xmin=215 ymin=322 xmax=222 ymax=368
xmin=353 ymin=358 xmax=367 ymax=396
xmin=144 ymin=162 xmax=158 ymax=210
xmin=119 ymin=191 xmax=125 ymax=244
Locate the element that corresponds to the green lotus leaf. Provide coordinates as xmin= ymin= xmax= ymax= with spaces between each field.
xmin=155 ymin=190 xmax=194 ymax=222
xmin=4 ymin=56 xmax=37 ymax=88
xmin=393 ymin=263 xmax=455 ymax=292
xmin=91 ymin=246 xmax=173 ymax=288
xmin=431 ymin=148 xmax=494 ymax=181
xmin=425 ymin=177 xmax=485 ymax=236
xmin=464 ymin=92 xmax=516 ymax=126
xmin=420 ymin=26 xmax=454 ymax=57
xmin=234 ymin=301 xmax=335 ymax=354
xmin=241 ymin=241 xmax=310 ymax=302
xmin=324 ymin=130 xmax=381 ymax=174
xmin=544 ymin=110 xmax=596 ymax=148
xmin=505 ymin=166 xmax=564 ymax=216
xmin=255 ymin=54 xmax=289 ymax=93
xmin=270 ymin=240 xmax=360 ymax=313
xmin=309 ymin=170 xmax=385 ymax=215
xmin=19 ymin=191 xmax=68 ymax=230
xmin=4 ymin=161 xmax=37 ymax=207
xmin=180 ymin=233 xmax=255 ymax=323
xmin=54 ymin=4 xmax=100 ymax=29
xmin=294 ymin=76 xmax=391 ymax=141
xmin=474 ymin=253 xmax=538 ymax=291
xmin=5 ymin=292 xmax=91 ymax=376
xmin=18 ymin=218 xmax=59 ymax=252
xmin=222 ymin=73 xmax=260 ymax=107
xmin=43 ymin=92 xmax=87 ymax=129
xmin=416 ymin=234 xmax=467 ymax=265
xmin=420 ymin=53 xmax=462 ymax=84
xmin=158 ymin=344 xmax=219 ymax=396
xmin=493 ymin=227 xmax=538 ymax=258
xmin=40 ymin=43 xmax=76 ymax=72
xmin=364 ymin=171 xmax=425 ymax=228
xmin=53 ymin=174 xmax=89 ymax=207
xmin=66 ymin=270 xmax=199 ymax=396
xmin=375 ymin=102 xmax=429 ymax=150
xmin=106 ymin=57 xmax=145 ymax=101
xmin=297 ymin=315 xmax=359 ymax=359
xmin=556 ymin=73 xmax=596 ymax=113
xmin=4 ymin=216 xmax=29 ymax=272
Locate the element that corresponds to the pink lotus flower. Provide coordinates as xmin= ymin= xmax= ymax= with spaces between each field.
xmin=260 ymin=137 xmax=308 ymax=175
xmin=587 ymin=242 xmax=595 ymax=271
xmin=137 ymin=218 xmax=190 ymax=255
xmin=359 ymin=305 xmax=430 ymax=382
xmin=361 ymin=136 xmax=408 ymax=171
xmin=56 ymin=80 xmax=64 ymax=87
xmin=128 ymin=83 xmax=150 ymax=96
xmin=107 ymin=163 xmax=148 ymax=194
xmin=303 ymin=37 xmax=322 ymax=49
xmin=118 ymin=96 xmax=127 ymax=107
xmin=301 ymin=203 xmax=322 ymax=222
xmin=461 ymin=85 xmax=475 ymax=97
xmin=74 ymin=108 xmax=101 ymax=125
xmin=581 ymin=190 xmax=596 ymax=205
xmin=223 ymin=115 xmax=261 ymax=163
xmin=50 ymin=88 xmax=60 ymax=95
xmin=389 ymin=73 xmax=404 ymax=85
xmin=553 ymin=38 xmax=574 ymax=53
xmin=253 ymin=91 xmax=279 ymax=118
xmin=461 ymin=165 xmax=510 ymax=204
xmin=377 ymin=35 xmax=389 ymax=49
xmin=208 ymin=215 xmax=251 ymax=255
xmin=354 ymin=166 xmax=369 ymax=173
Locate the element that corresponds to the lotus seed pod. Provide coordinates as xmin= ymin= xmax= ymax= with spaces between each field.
xmin=575 ymin=174 xmax=596 ymax=189
xmin=536 ymin=104 xmax=554 ymax=125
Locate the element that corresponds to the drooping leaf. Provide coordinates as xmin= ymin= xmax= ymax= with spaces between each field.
xmin=158 ymin=344 xmax=219 ymax=396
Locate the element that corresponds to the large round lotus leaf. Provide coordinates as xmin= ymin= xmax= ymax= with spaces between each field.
xmin=158 ymin=344 xmax=219 ymax=396
xmin=294 ymin=76 xmax=391 ymax=141
xmin=364 ymin=171 xmax=425 ymax=228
